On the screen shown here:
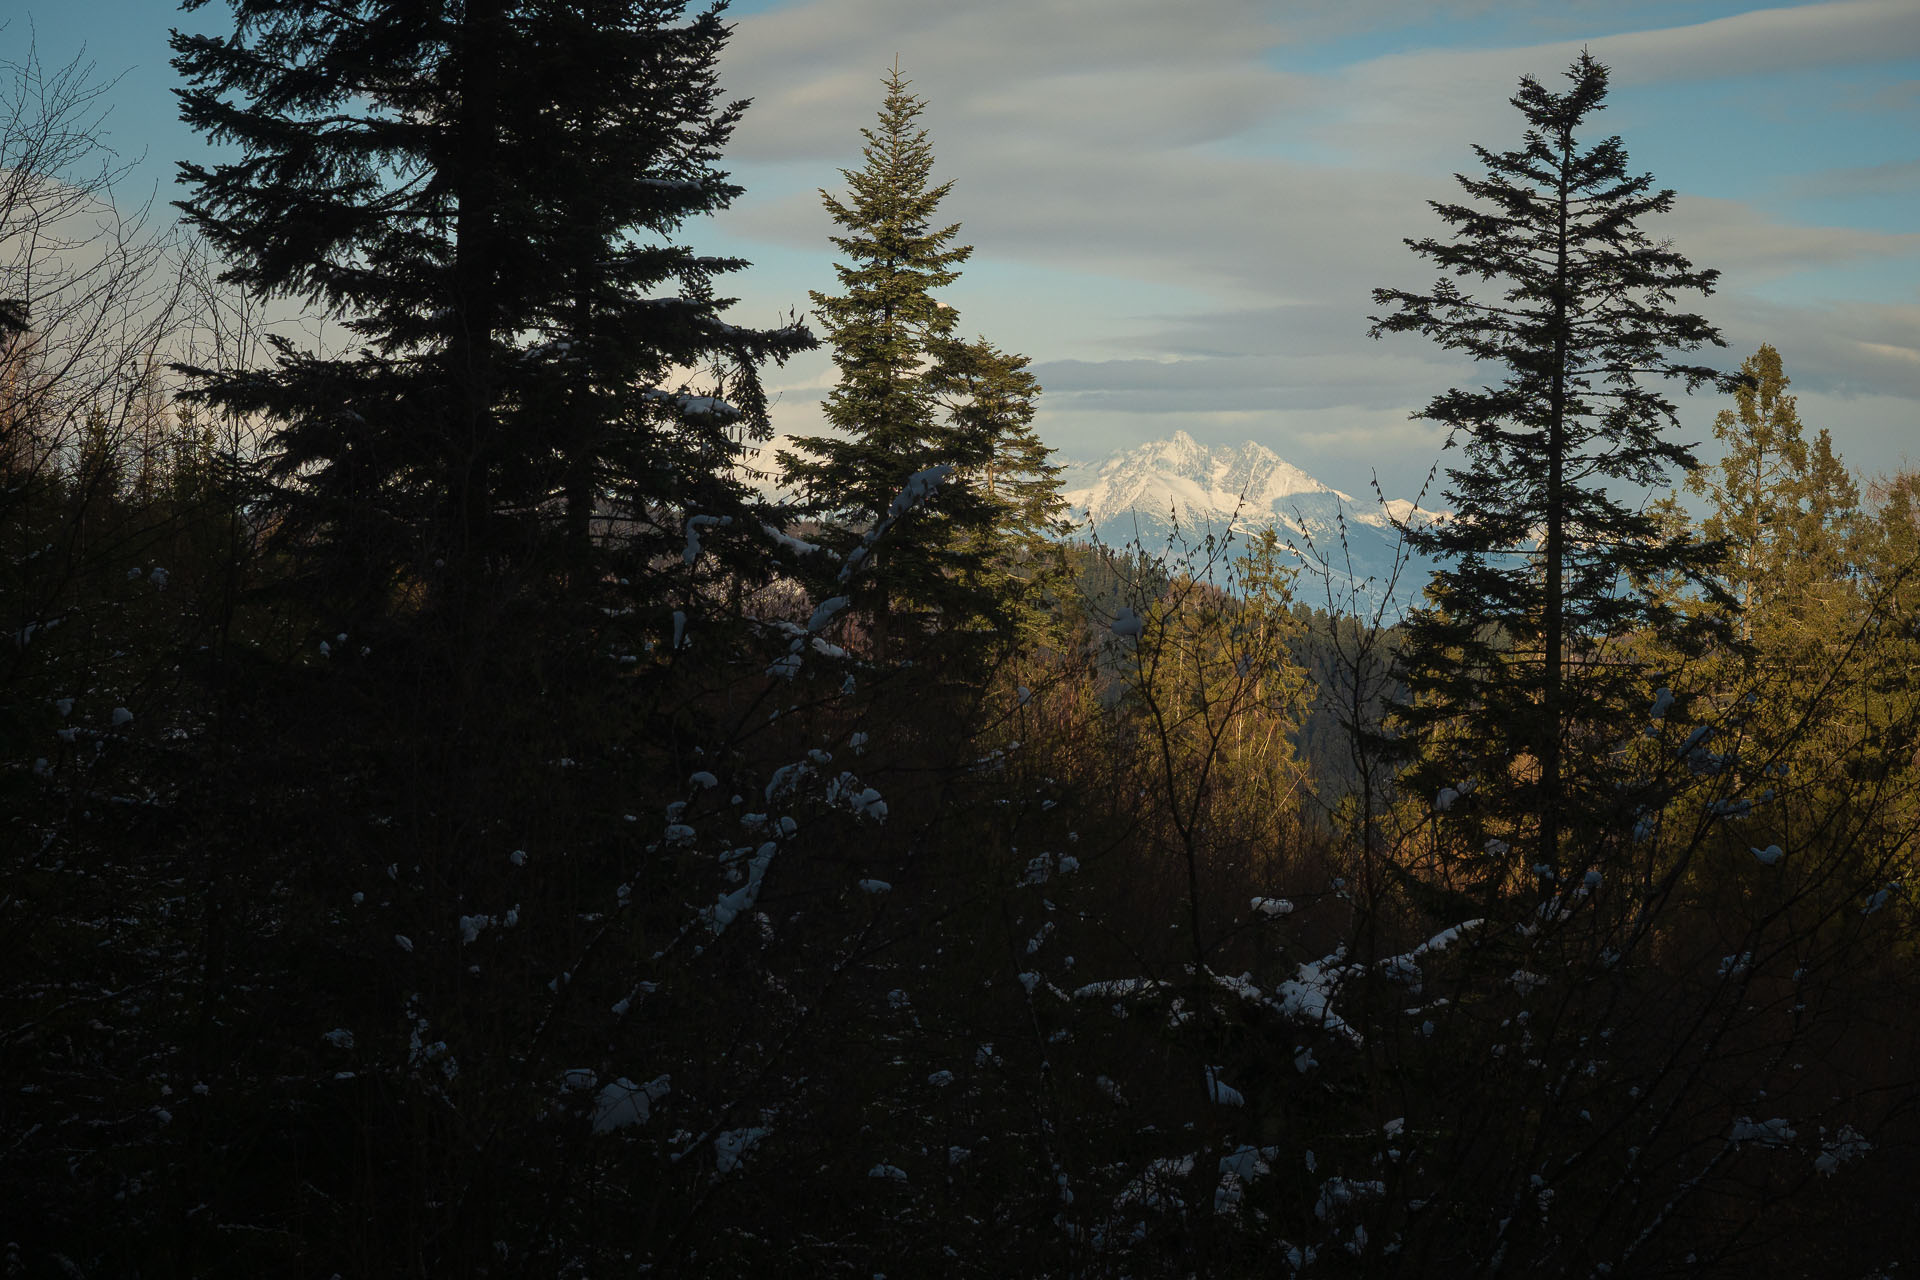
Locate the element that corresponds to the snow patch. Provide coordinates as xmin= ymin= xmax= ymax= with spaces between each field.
xmin=591 ymin=1074 xmax=670 ymax=1134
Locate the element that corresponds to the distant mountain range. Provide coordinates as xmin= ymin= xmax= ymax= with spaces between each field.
xmin=1058 ymin=431 xmax=1441 ymax=619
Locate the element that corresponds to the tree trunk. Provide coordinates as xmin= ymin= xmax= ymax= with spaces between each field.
xmin=563 ymin=289 xmax=595 ymax=587
xmin=447 ymin=0 xmax=504 ymax=606
xmin=1541 ymin=138 xmax=1571 ymax=873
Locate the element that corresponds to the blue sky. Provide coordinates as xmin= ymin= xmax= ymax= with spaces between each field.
xmin=13 ymin=0 xmax=1919 ymax=501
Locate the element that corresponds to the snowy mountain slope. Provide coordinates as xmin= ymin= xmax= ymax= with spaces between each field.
xmin=1059 ymin=431 xmax=1439 ymax=619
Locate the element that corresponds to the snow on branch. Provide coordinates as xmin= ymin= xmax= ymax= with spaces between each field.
xmin=763 ymin=464 xmax=955 ymax=680
xmin=837 ymin=463 xmax=954 ymax=586
xmin=644 ymin=388 xmax=740 ymax=422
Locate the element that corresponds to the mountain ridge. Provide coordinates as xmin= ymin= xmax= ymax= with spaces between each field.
xmin=1059 ymin=430 xmax=1437 ymax=618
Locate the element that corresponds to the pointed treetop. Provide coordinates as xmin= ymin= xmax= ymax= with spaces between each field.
xmin=1512 ymin=48 xmax=1610 ymax=138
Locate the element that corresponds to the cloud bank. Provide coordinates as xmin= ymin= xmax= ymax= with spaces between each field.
xmin=712 ymin=0 xmax=1920 ymax=496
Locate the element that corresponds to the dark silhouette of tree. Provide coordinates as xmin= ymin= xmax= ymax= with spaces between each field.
xmin=1370 ymin=50 xmax=1734 ymax=876
xmin=172 ymin=0 xmax=810 ymax=623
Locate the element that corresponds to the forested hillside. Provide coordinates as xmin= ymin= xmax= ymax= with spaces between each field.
xmin=3 ymin=8 xmax=1917 ymax=1277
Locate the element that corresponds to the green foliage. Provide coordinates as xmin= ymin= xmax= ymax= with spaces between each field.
xmin=801 ymin=66 xmax=970 ymax=471
xmin=929 ymin=334 xmax=1074 ymax=641
xmin=1689 ymin=343 xmax=1861 ymax=649
xmin=1677 ymin=360 xmax=1909 ymax=841
xmin=72 ymin=401 xmax=122 ymax=502
xmin=1116 ymin=531 xmax=1314 ymax=880
xmin=1371 ymin=51 xmax=1735 ymax=872
xmin=779 ymin=68 xmax=1065 ymax=665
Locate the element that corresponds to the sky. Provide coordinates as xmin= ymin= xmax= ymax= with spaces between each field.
xmin=12 ymin=0 xmax=1920 ymax=504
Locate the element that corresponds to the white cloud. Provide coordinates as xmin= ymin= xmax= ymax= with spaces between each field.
xmin=1665 ymin=195 xmax=1920 ymax=278
xmin=1302 ymin=1 xmax=1920 ymax=171
xmin=714 ymin=0 xmax=1920 ymax=487
xmin=1717 ymin=298 xmax=1920 ymax=399
xmin=723 ymin=0 xmax=1294 ymax=161
xmin=1785 ymin=158 xmax=1920 ymax=198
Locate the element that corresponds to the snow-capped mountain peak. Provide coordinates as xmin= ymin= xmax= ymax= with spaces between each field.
xmin=1064 ymin=431 xmax=1363 ymax=533
xmin=1060 ymin=432 xmax=1436 ymax=618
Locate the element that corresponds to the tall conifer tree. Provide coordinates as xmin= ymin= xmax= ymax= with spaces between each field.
xmin=172 ymin=0 xmax=810 ymax=623
xmin=1689 ymin=344 xmax=1858 ymax=647
xmin=780 ymin=67 xmax=1063 ymax=661
xmin=1371 ymin=52 xmax=1734 ymax=874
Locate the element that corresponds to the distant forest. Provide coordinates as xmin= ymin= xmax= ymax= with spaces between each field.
xmin=3 ymin=6 xmax=1917 ymax=1277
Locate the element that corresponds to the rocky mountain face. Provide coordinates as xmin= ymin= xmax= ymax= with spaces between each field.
xmin=1059 ymin=431 xmax=1438 ymax=618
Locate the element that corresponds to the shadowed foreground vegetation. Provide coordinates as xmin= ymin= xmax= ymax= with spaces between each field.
xmin=4 ymin=15 xmax=1919 ymax=1278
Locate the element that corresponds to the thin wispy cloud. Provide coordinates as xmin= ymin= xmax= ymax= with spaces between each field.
xmin=16 ymin=0 xmax=1914 ymax=495
xmin=700 ymin=0 xmax=1919 ymax=497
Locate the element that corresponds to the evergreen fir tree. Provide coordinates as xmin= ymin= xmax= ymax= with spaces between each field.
xmin=165 ymin=399 xmax=220 ymax=508
xmin=1370 ymin=51 xmax=1735 ymax=875
xmin=1688 ymin=343 xmax=1859 ymax=646
xmin=171 ymin=0 xmax=811 ymax=624
xmin=780 ymin=67 xmax=1062 ymax=662
xmin=1863 ymin=471 xmax=1920 ymax=666
xmin=495 ymin=0 xmax=813 ymax=598
xmin=929 ymin=335 xmax=1071 ymax=642
xmin=1672 ymin=353 xmax=1871 ymax=800
xmin=74 ymin=401 xmax=122 ymax=503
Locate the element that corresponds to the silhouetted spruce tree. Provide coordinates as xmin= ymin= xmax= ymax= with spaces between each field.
xmin=1370 ymin=51 xmax=1734 ymax=875
xmin=497 ymin=1 xmax=814 ymax=599
xmin=780 ymin=67 xmax=1061 ymax=662
xmin=172 ymin=0 xmax=810 ymax=625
